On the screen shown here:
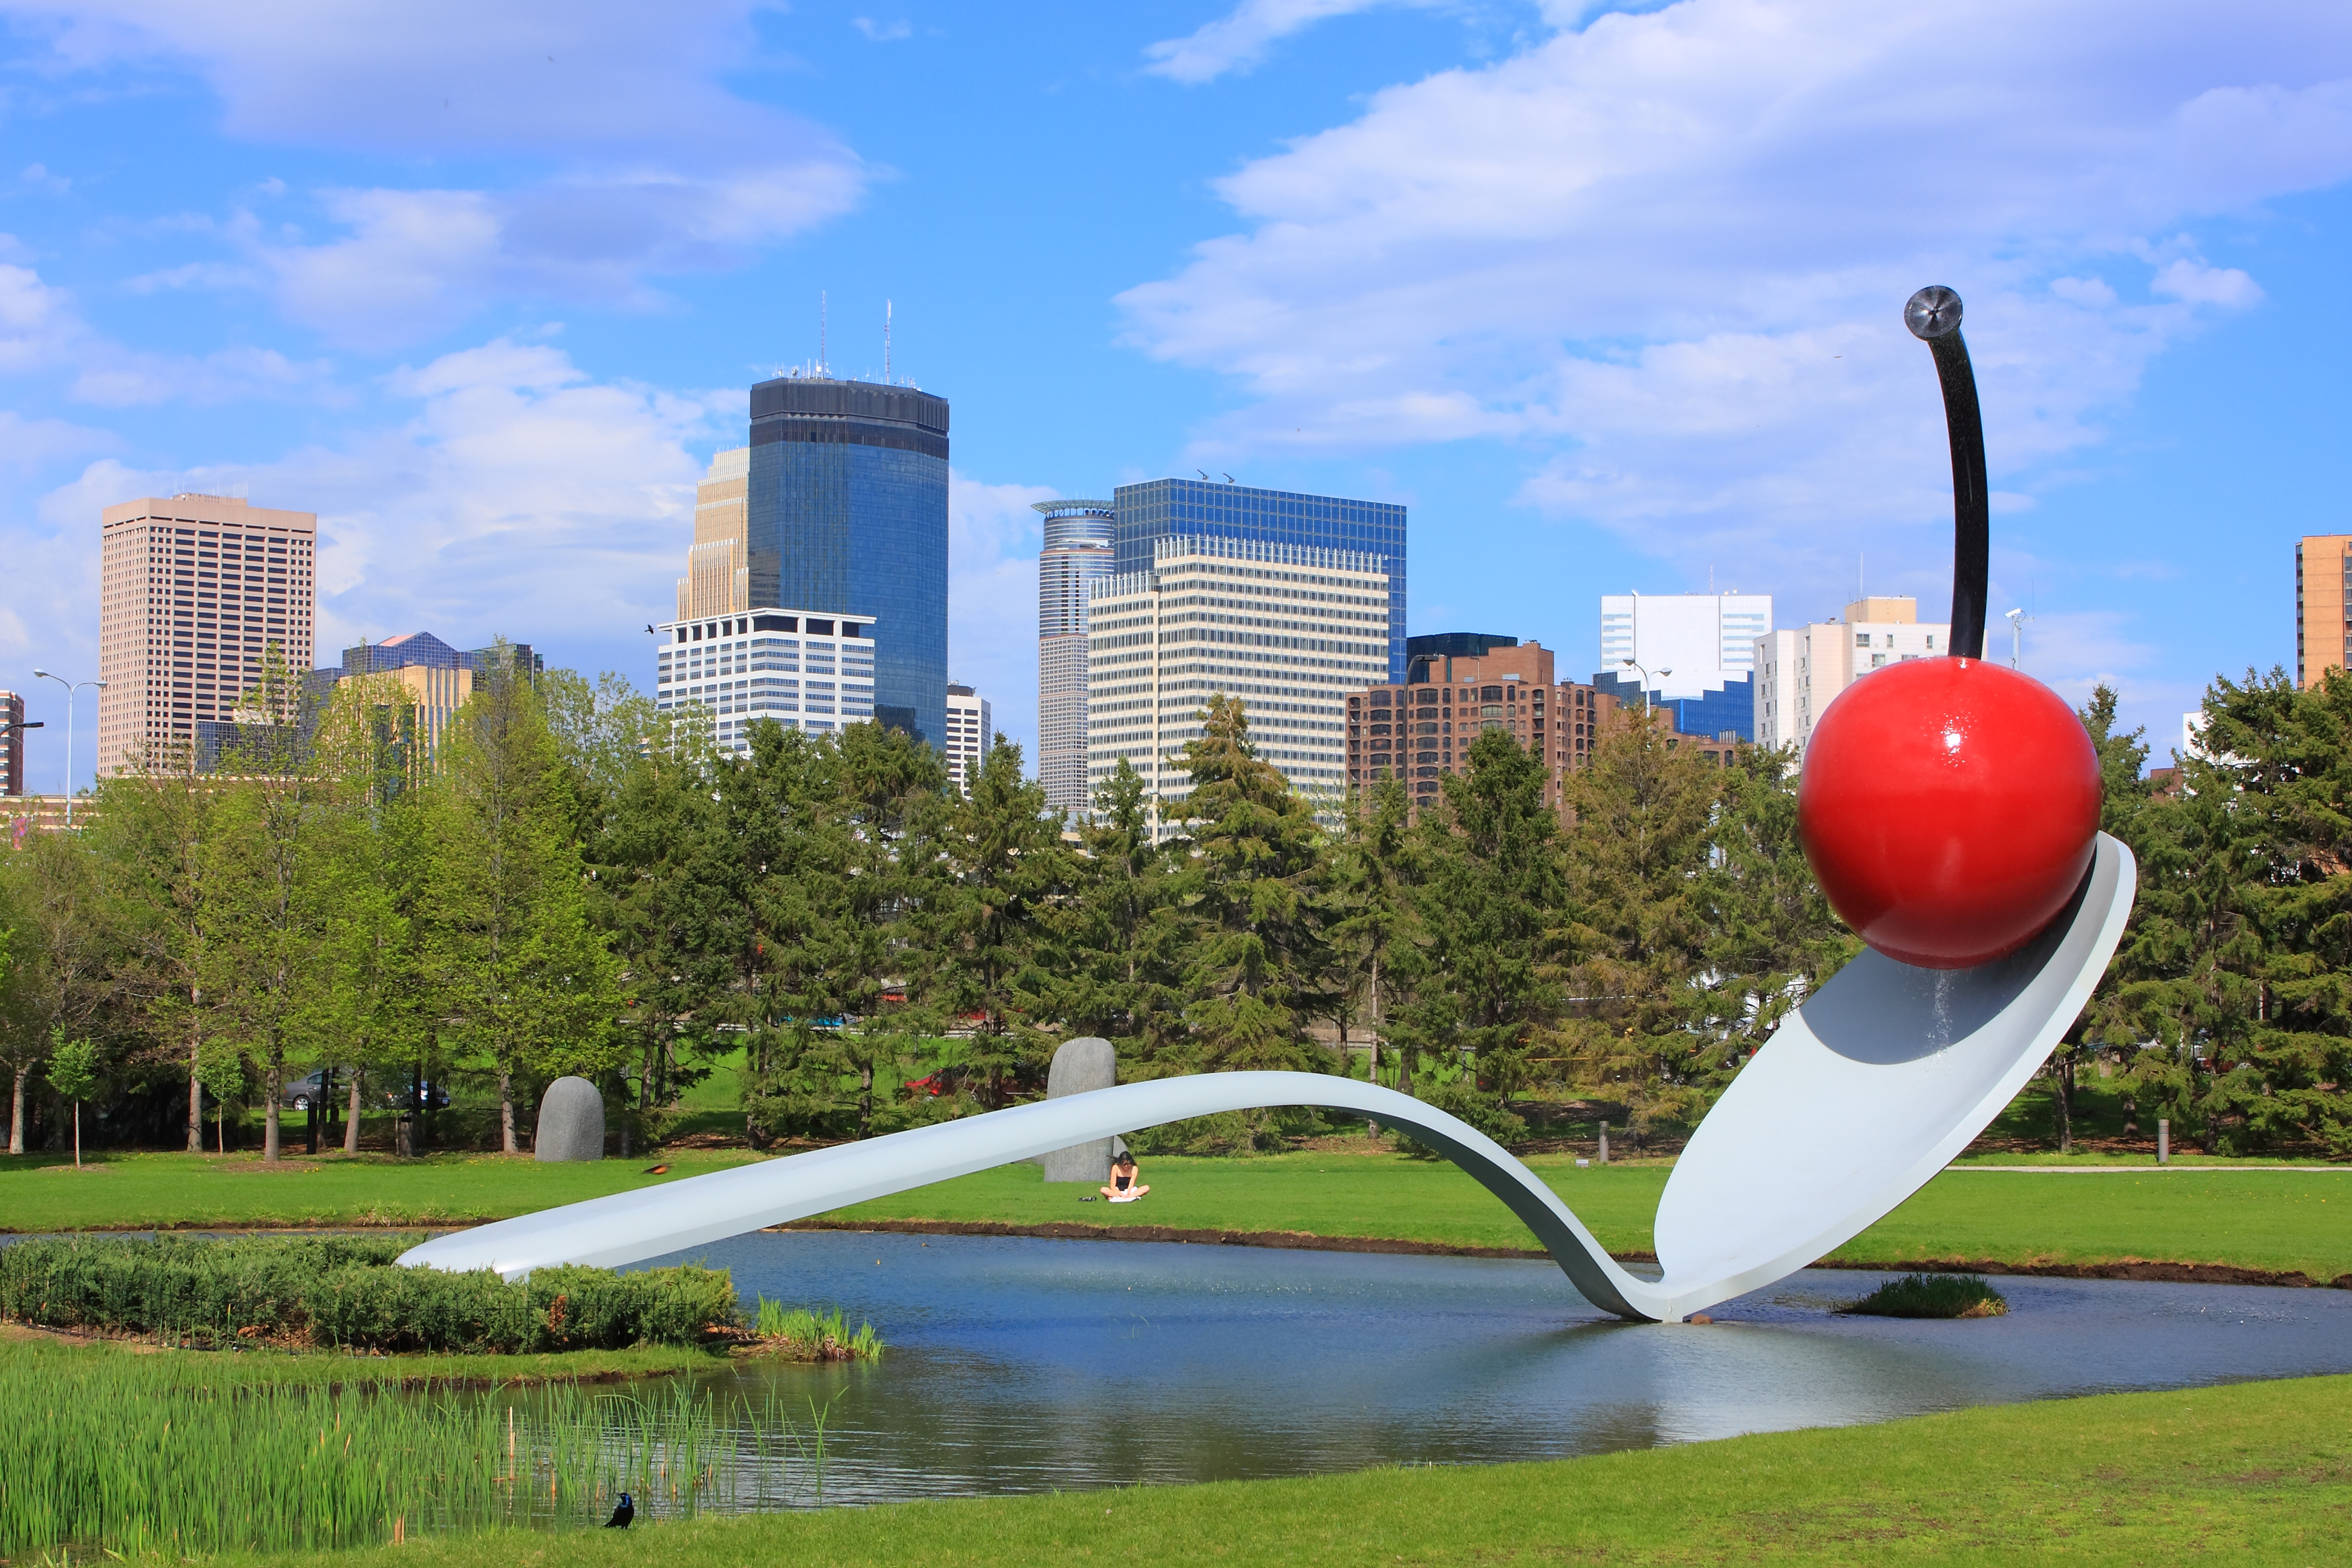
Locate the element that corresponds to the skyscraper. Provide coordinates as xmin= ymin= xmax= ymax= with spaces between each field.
xmin=2295 ymin=534 xmax=2352 ymax=688
xmin=1111 ymin=479 xmax=1408 ymax=684
xmin=944 ymin=682 xmax=991 ymax=795
xmin=745 ymin=377 xmax=949 ymax=748
xmin=97 ymin=494 xmax=316 ymax=776
xmin=1034 ymin=498 xmax=1114 ymax=815
xmin=1086 ymin=534 xmax=1389 ymax=836
xmin=678 ymin=448 xmax=751 ymax=620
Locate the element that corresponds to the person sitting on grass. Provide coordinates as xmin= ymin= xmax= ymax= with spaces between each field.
xmin=1102 ymin=1151 xmax=1149 ymax=1203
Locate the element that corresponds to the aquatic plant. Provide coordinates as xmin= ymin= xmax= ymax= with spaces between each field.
xmin=751 ymin=1298 xmax=884 ymax=1360
xmin=1837 ymin=1273 xmax=2008 ymax=1319
xmin=0 ymin=1343 xmax=829 ymax=1556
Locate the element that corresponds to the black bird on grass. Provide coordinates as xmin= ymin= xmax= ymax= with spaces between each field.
xmin=604 ymin=1494 xmax=634 ymax=1529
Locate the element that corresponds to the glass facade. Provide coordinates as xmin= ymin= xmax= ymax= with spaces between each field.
xmin=1111 ymin=479 xmax=1408 ymax=684
xmin=746 ymin=378 xmax=949 ymax=750
xmin=1592 ymin=670 xmax=1756 ymax=743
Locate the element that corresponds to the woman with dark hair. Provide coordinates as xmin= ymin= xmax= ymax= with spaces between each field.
xmin=1101 ymin=1151 xmax=1149 ymax=1203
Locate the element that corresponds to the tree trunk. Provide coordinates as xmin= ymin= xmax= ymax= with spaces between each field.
xmin=186 ymin=1037 xmax=203 ymax=1154
xmin=263 ymin=1048 xmax=283 ymax=1163
xmin=10 ymin=1067 xmax=25 ymax=1156
xmin=2054 ymin=1057 xmax=2072 ymax=1154
xmin=500 ymin=1068 xmax=517 ymax=1154
xmin=73 ymin=1100 xmax=82 ymax=1168
xmin=859 ymin=1062 xmax=874 ymax=1140
xmin=344 ymin=1071 xmax=363 ymax=1155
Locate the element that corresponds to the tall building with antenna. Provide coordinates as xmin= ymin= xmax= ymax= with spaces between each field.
xmin=743 ymin=374 xmax=950 ymax=748
xmin=1034 ymin=498 xmax=1114 ymax=816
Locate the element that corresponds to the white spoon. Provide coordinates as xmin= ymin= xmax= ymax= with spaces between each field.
xmin=400 ymin=832 xmax=2132 ymax=1322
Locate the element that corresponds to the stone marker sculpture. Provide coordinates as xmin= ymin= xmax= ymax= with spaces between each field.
xmin=407 ymin=289 xmax=2134 ymax=1322
xmin=1042 ymin=1037 xmax=1119 ymax=1183
xmin=533 ymin=1076 xmax=606 ymax=1162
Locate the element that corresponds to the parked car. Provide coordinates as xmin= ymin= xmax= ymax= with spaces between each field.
xmin=282 ymin=1067 xmax=359 ymax=1112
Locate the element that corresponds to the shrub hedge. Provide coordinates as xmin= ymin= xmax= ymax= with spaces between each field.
xmin=0 ymin=1234 xmax=739 ymax=1353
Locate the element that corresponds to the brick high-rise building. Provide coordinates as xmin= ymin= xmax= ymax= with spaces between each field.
xmin=2295 ymin=534 xmax=2352 ymax=688
xmin=1347 ymin=632 xmax=1738 ymax=822
xmin=97 ymin=494 xmax=317 ymax=776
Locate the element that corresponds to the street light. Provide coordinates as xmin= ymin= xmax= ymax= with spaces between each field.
xmin=1619 ymin=658 xmax=1673 ymax=717
xmin=2004 ymin=608 xmax=2031 ymax=669
xmin=31 ymin=668 xmax=108 ymax=826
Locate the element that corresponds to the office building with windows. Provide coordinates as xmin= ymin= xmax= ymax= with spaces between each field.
xmin=1347 ymin=634 xmax=1736 ymax=825
xmin=744 ymin=377 xmax=948 ymax=749
xmin=299 ymin=632 xmax=543 ymax=764
xmin=945 ymin=682 xmax=991 ymax=795
xmin=1754 ymin=596 xmax=1950 ymax=754
xmin=1035 ymin=498 xmax=1115 ymax=815
xmin=2296 ymin=534 xmax=2352 ymax=688
xmin=1595 ymin=591 xmax=1771 ymax=742
xmin=1086 ymin=534 xmax=1388 ymax=836
xmin=1110 ymin=478 xmax=1408 ymax=685
xmin=655 ymin=607 xmax=875 ymax=754
xmin=96 ymin=493 xmax=316 ymax=777
xmin=679 ymin=447 xmax=752 ymax=620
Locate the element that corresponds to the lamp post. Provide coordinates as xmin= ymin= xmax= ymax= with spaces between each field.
xmin=1618 ymin=658 xmax=1673 ymax=718
xmin=31 ymin=668 xmax=108 ymax=826
xmin=2004 ymin=608 xmax=2031 ymax=669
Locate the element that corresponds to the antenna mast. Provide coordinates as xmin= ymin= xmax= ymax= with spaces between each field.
xmin=820 ymin=290 xmax=828 ymax=376
xmin=885 ymin=299 xmax=892 ymax=382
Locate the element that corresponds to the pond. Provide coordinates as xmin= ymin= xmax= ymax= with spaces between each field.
xmin=633 ymin=1229 xmax=2352 ymax=1508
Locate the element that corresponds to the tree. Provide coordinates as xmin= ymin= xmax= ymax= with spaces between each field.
xmin=0 ymin=829 xmax=114 ymax=1154
xmin=1325 ymin=774 xmax=1423 ymax=1097
xmin=932 ymin=735 xmax=1068 ymax=1111
xmin=45 ymin=1032 xmax=98 ymax=1168
xmin=88 ymin=768 xmax=221 ymax=1153
xmin=2099 ymin=668 xmax=2352 ymax=1156
xmin=1056 ymin=759 xmax=1186 ymax=1052
xmin=1557 ymin=711 xmax=1724 ymax=1143
xmin=419 ymin=654 xmax=621 ymax=1153
xmin=1168 ymin=694 xmax=1333 ymax=1079
xmin=2053 ymin=685 xmax=2151 ymax=1149
xmin=1691 ymin=742 xmax=1858 ymax=1107
xmin=1400 ymin=729 xmax=1566 ymax=1101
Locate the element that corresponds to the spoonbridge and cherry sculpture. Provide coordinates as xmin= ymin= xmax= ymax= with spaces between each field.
xmin=402 ymin=289 xmax=2137 ymax=1322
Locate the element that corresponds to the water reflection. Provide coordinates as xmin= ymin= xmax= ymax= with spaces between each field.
xmin=620 ymin=1230 xmax=2352 ymax=1506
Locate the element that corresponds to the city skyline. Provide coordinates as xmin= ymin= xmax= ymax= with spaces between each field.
xmin=5 ymin=5 xmax=2351 ymax=786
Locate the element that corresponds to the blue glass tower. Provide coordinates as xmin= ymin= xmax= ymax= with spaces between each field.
xmin=746 ymin=377 xmax=949 ymax=748
xmin=1111 ymin=479 xmax=1408 ymax=684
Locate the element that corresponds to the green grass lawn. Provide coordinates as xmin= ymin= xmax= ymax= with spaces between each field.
xmin=218 ymin=1373 xmax=2352 ymax=1567
xmin=0 ymin=1147 xmax=762 ymax=1232
xmin=10 ymin=1140 xmax=2349 ymax=1280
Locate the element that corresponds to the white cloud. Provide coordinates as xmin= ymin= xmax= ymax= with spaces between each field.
xmin=16 ymin=339 xmax=733 ymax=688
xmin=2151 ymin=258 xmax=2262 ymax=308
xmin=2 ymin=0 xmax=868 ymax=346
xmin=0 ymin=253 xmax=336 ymax=403
xmin=1144 ymin=0 xmax=1442 ymax=84
xmin=1118 ymin=0 xmax=2352 ymax=609
xmin=852 ymin=18 xmax=912 ymax=42
xmin=949 ymin=472 xmax=1056 ymax=765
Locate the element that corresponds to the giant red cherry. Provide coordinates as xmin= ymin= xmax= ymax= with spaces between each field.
xmin=1797 ymin=656 xmax=2100 ymax=969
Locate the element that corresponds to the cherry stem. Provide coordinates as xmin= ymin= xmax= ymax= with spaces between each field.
xmin=1906 ymin=287 xmax=1988 ymax=661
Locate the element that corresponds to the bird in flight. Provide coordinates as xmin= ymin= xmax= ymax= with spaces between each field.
xmin=604 ymin=1494 xmax=634 ymax=1529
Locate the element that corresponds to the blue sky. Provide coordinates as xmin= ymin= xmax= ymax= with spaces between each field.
xmin=5 ymin=0 xmax=2351 ymax=791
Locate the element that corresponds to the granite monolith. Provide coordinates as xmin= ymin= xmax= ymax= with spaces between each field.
xmin=534 ymin=1076 xmax=606 ymax=1162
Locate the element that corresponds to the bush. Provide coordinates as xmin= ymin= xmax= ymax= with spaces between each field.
xmin=0 ymin=1234 xmax=739 ymax=1353
xmin=1389 ymin=1078 xmax=1529 ymax=1160
xmin=1837 ymin=1273 xmax=2008 ymax=1319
